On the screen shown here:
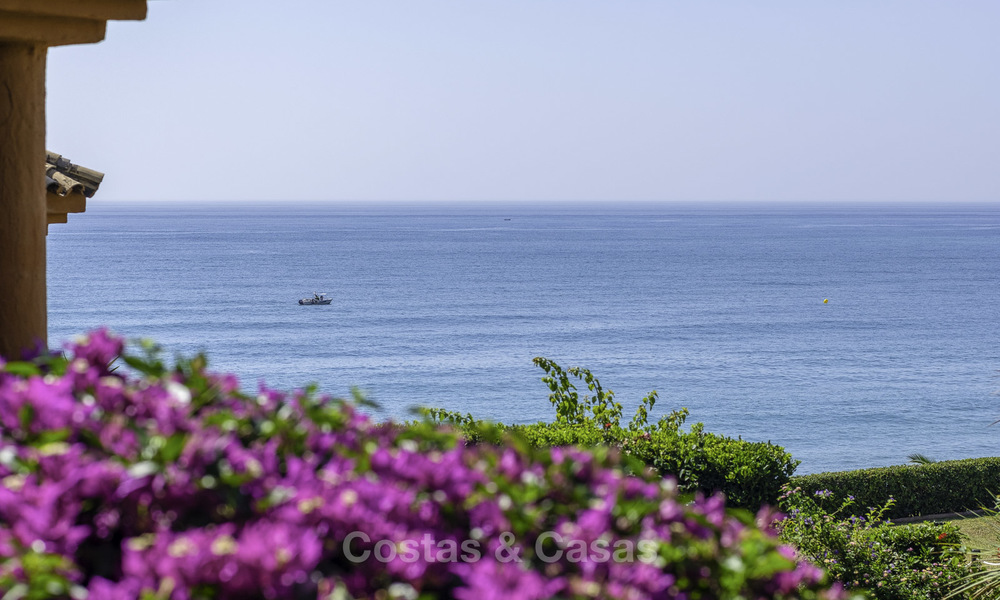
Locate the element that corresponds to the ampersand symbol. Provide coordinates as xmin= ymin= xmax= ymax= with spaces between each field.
xmin=495 ymin=531 xmax=522 ymax=563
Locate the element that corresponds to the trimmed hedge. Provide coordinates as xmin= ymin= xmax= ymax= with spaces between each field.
xmin=791 ymin=457 xmax=1000 ymax=520
xmin=426 ymin=358 xmax=799 ymax=512
xmin=504 ymin=423 xmax=797 ymax=511
xmin=690 ymin=431 xmax=798 ymax=511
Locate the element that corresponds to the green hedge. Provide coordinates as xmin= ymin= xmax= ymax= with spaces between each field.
xmin=791 ymin=456 xmax=1000 ymax=520
xmin=510 ymin=423 xmax=797 ymax=511
xmin=423 ymin=358 xmax=799 ymax=511
xmin=688 ymin=431 xmax=797 ymax=510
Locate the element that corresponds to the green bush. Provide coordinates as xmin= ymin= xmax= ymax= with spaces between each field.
xmin=777 ymin=486 xmax=981 ymax=600
xmin=694 ymin=430 xmax=799 ymax=510
xmin=508 ymin=422 xmax=608 ymax=448
xmin=791 ymin=458 xmax=1000 ymax=520
xmin=425 ymin=357 xmax=798 ymax=511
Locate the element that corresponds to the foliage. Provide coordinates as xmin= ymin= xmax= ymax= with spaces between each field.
xmin=907 ymin=454 xmax=936 ymax=466
xmin=427 ymin=358 xmax=798 ymax=511
xmin=0 ymin=329 xmax=850 ymax=599
xmin=791 ymin=458 xmax=1000 ymax=520
xmin=776 ymin=486 xmax=981 ymax=600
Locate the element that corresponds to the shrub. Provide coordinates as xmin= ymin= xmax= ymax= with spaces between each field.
xmin=791 ymin=459 xmax=1000 ymax=520
xmin=776 ymin=486 xmax=981 ymax=600
xmin=427 ymin=358 xmax=798 ymax=511
xmin=0 ymin=330 xmax=850 ymax=599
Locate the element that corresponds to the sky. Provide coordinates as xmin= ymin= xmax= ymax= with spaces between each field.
xmin=45 ymin=1 xmax=1000 ymax=203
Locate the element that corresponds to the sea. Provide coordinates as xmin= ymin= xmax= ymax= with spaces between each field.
xmin=45 ymin=201 xmax=1000 ymax=475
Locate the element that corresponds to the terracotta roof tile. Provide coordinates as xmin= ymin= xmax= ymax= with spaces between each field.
xmin=45 ymin=151 xmax=104 ymax=197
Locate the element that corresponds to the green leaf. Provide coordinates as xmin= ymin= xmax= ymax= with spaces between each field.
xmin=2 ymin=362 xmax=41 ymax=377
xmin=160 ymin=433 xmax=188 ymax=463
xmin=18 ymin=405 xmax=34 ymax=432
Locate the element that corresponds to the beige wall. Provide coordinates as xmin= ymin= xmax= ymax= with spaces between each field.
xmin=0 ymin=42 xmax=48 ymax=358
xmin=0 ymin=1 xmax=147 ymax=358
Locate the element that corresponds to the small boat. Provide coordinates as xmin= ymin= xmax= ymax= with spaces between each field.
xmin=299 ymin=293 xmax=332 ymax=305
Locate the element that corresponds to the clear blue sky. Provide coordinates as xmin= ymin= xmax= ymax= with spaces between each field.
xmin=46 ymin=1 xmax=1000 ymax=203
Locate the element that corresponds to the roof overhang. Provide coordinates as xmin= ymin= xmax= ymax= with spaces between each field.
xmin=47 ymin=191 xmax=86 ymax=228
xmin=0 ymin=0 xmax=147 ymax=46
xmin=45 ymin=151 xmax=104 ymax=233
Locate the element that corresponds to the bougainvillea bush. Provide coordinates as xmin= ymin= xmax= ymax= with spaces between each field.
xmin=0 ymin=330 xmax=850 ymax=600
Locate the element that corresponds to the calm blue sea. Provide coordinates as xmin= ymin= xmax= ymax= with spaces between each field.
xmin=46 ymin=201 xmax=1000 ymax=475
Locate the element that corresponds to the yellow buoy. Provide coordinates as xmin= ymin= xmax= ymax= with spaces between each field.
xmin=823 ymin=298 xmax=829 ymax=304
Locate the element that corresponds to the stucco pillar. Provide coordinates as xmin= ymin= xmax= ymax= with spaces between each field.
xmin=0 ymin=43 xmax=47 ymax=359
